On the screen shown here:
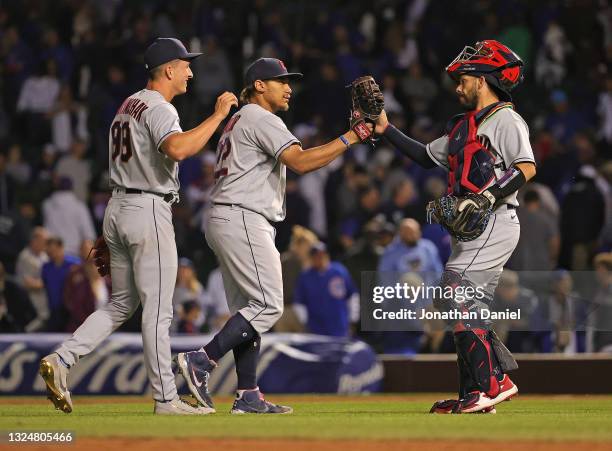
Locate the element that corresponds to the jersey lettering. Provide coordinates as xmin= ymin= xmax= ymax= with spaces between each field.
xmin=214 ymin=115 xmax=241 ymax=180
xmin=111 ymin=121 xmax=133 ymax=162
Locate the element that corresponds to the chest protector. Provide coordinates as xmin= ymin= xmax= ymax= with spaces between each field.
xmin=446 ymin=102 xmax=513 ymax=195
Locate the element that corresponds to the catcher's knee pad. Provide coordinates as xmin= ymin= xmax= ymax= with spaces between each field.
xmin=434 ymin=270 xmax=463 ymax=311
xmin=454 ymin=328 xmax=503 ymax=397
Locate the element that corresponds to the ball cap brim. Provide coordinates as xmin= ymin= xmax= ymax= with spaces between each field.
xmin=144 ymin=37 xmax=203 ymax=70
xmin=245 ymin=57 xmax=302 ymax=85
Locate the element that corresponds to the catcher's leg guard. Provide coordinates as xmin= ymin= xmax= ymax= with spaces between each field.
xmin=453 ymin=328 xmax=502 ymax=398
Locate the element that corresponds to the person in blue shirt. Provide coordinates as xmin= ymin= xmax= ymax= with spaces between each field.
xmin=41 ymin=236 xmax=80 ymax=331
xmin=377 ymin=218 xmax=443 ymax=354
xmin=378 ymin=218 xmax=443 ymax=285
xmin=294 ymin=242 xmax=359 ymax=337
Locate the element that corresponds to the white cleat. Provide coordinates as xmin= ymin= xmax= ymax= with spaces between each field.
xmin=39 ymin=353 xmax=73 ymax=414
xmin=154 ymin=396 xmax=216 ymax=415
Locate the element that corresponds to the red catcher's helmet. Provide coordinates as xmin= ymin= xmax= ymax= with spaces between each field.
xmin=446 ymin=40 xmax=524 ymax=101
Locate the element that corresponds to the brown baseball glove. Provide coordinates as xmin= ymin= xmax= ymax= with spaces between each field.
xmin=88 ymin=236 xmax=110 ymax=277
xmin=348 ymin=75 xmax=384 ymax=142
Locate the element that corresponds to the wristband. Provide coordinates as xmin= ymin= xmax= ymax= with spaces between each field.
xmin=339 ymin=135 xmax=350 ymax=149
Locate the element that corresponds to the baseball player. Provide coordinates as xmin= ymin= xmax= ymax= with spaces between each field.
xmin=175 ymin=57 xmax=368 ymax=414
xmin=39 ymin=37 xmax=238 ymax=415
xmin=374 ymin=41 xmax=536 ymax=413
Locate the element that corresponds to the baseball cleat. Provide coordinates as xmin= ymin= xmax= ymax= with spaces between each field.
xmin=154 ymin=396 xmax=215 ymax=415
xmin=39 ymin=354 xmax=73 ymax=414
xmin=230 ymin=388 xmax=293 ymax=414
xmin=452 ymin=375 xmax=518 ymax=413
xmin=175 ymin=350 xmax=216 ymax=410
xmin=493 ymin=374 xmax=518 ymax=403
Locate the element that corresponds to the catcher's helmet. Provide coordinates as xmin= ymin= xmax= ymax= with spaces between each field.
xmin=446 ymin=40 xmax=524 ymax=101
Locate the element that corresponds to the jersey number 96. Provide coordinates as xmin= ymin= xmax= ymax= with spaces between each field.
xmin=111 ymin=121 xmax=133 ymax=162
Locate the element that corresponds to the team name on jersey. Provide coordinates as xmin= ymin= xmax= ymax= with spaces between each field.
xmin=116 ymin=98 xmax=149 ymax=122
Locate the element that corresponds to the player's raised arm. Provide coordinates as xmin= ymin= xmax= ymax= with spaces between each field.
xmin=279 ymin=129 xmax=363 ymax=175
xmin=374 ymin=110 xmax=437 ymax=169
xmin=162 ymin=91 xmax=238 ymax=161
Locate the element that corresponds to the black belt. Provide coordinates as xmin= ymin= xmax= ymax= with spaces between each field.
xmin=213 ymin=202 xmax=238 ymax=207
xmin=124 ymin=188 xmax=175 ymax=204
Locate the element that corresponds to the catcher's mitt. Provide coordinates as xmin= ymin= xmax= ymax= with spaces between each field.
xmin=88 ymin=236 xmax=110 ymax=277
xmin=348 ymin=75 xmax=384 ymax=142
xmin=426 ymin=193 xmax=493 ymax=242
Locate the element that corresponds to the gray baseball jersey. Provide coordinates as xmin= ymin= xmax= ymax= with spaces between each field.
xmin=56 ymin=88 xmax=181 ymax=403
xmin=109 ymin=89 xmax=181 ymax=193
xmin=210 ymin=103 xmax=300 ymax=222
xmin=205 ymin=103 xmax=299 ymax=333
xmin=426 ymin=107 xmax=534 ymax=206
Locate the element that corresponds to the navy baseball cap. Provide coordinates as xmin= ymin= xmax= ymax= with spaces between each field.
xmin=244 ymin=58 xmax=302 ymax=85
xmin=144 ymin=38 xmax=202 ymax=71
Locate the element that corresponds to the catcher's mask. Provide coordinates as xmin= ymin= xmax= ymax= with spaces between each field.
xmin=446 ymin=40 xmax=524 ymax=101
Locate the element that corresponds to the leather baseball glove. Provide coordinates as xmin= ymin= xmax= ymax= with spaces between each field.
xmin=426 ymin=193 xmax=493 ymax=242
xmin=88 ymin=236 xmax=110 ymax=277
xmin=348 ymin=75 xmax=384 ymax=142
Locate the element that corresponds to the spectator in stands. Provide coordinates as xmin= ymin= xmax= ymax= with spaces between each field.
xmin=509 ymin=189 xmax=560 ymax=271
xmin=343 ymin=215 xmax=396 ymax=293
xmin=492 ymin=270 xmax=539 ymax=353
xmin=42 ymin=177 xmax=96 ymax=257
xmin=15 ymin=227 xmax=50 ymax=332
xmin=171 ymin=258 xmax=207 ymax=333
xmin=538 ymin=270 xmax=584 ymax=353
xmin=382 ymin=178 xmax=424 ymax=226
xmin=378 ymin=218 xmax=443 ymax=287
xmin=5 ymin=143 xmax=31 ymax=184
xmin=41 ymin=236 xmax=79 ymax=331
xmin=49 ymin=85 xmax=89 ymax=153
xmin=593 ymin=252 xmax=612 ymax=351
xmin=177 ymin=300 xmax=202 ymax=334
xmin=276 ymin=225 xmax=318 ymax=332
xmin=339 ymin=185 xmax=382 ymax=250
xmin=560 ymin=166 xmax=606 ymax=269
xmin=16 ymin=59 xmax=60 ymax=146
xmin=63 ymin=239 xmax=109 ymax=332
xmin=0 ymin=261 xmax=35 ymax=332
xmin=294 ymin=242 xmax=359 ymax=337
xmin=54 ymin=139 xmax=92 ymax=202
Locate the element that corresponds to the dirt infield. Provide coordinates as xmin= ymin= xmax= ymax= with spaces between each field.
xmin=9 ymin=438 xmax=612 ymax=451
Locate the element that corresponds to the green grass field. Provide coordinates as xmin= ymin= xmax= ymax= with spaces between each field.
xmin=2 ymin=395 xmax=612 ymax=443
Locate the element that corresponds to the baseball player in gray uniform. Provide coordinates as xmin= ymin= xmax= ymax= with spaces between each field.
xmin=174 ymin=58 xmax=367 ymax=414
xmin=39 ymin=37 xmax=238 ymax=415
xmin=374 ymin=41 xmax=536 ymax=414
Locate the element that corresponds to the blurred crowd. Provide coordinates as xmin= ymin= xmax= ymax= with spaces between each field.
xmin=0 ymin=1 xmax=611 ymax=354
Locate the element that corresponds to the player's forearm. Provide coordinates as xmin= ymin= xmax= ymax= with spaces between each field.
xmin=290 ymin=131 xmax=360 ymax=174
xmin=382 ymin=125 xmax=436 ymax=169
xmin=163 ymin=112 xmax=225 ymax=161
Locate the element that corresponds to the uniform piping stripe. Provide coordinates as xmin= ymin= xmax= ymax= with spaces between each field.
xmin=241 ymin=211 xmax=268 ymax=323
xmin=274 ymin=139 xmax=299 ymax=158
xmin=151 ymin=198 xmax=166 ymax=401
xmin=156 ymin=129 xmax=180 ymax=151
xmin=461 ymin=214 xmax=497 ymax=276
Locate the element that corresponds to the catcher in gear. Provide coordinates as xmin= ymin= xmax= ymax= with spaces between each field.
xmin=374 ymin=40 xmax=536 ymax=414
